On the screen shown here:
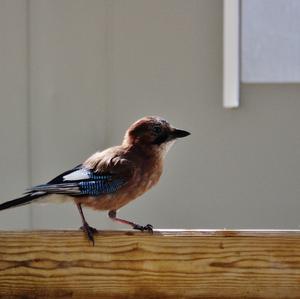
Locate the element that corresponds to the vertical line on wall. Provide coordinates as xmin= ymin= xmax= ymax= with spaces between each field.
xmin=223 ymin=0 xmax=240 ymax=108
xmin=104 ymin=0 xmax=114 ymax=146
xmin=26 ymin=0 xmax=33 ymax=229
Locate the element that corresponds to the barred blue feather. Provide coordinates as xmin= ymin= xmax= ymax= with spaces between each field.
xmin=79 ymin=178 xmax=124 ymax=196
xmin=27 ymin=165 xmax=125 ymax=197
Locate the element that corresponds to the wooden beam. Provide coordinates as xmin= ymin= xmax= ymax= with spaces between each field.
xmin=0 ymin=230 xmax=299 ymax=298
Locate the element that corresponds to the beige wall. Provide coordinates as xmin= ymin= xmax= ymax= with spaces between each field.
xmin=0 ymin=0 xmax=31 ymax=228
xmin=0 ymin=0 xmax=299 ymax=230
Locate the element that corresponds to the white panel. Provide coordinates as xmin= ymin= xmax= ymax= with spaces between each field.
xmin=0 ymin=0 xmax=31 ymax=228
xmin=242 ymin=0 xmax=300 ymax=83
xmin=223 ymin=0 xmax=239 ymax=108
xmin=29 ymin=0 xmax=109 ymax=229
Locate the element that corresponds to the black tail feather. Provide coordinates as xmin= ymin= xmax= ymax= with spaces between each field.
xmin=0 ymin=192 xmax=46 ymax=211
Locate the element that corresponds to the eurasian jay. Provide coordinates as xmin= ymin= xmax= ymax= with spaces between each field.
xmin=0 ymin=116 xmax=190 ymax=244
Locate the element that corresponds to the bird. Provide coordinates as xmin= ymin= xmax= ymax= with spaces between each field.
xmin=0 ymin=116 xmax=190 ymax=244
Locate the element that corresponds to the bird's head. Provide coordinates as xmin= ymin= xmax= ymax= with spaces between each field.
xmin=123 ymin=116 xmax=190 ymax=156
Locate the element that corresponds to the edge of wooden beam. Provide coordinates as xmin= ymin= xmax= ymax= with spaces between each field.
xmin=0 ymin=228 xmax=299 ymax=236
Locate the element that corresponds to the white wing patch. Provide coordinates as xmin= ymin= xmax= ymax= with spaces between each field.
xmin=63 ymin=169 xmax=90 ymax=181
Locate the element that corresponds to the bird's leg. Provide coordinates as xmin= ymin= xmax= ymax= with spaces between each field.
xmin=108 ymin=210 xmax=153 ymax=233
xmin=76 ymin=203 xmax=98 ymax=245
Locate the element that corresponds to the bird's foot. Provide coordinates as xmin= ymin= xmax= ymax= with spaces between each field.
xmin=133 ymin=223 xmax=153 ymax=234
xmin=80 ymin=223 xmax=98 ymax=245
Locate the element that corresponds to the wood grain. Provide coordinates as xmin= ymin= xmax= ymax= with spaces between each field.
xmin=0 ymin=230 xmax=299 ymax=298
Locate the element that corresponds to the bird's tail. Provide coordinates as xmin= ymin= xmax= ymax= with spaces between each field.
xmin=0 ymin=192 xmax=46 ymax=211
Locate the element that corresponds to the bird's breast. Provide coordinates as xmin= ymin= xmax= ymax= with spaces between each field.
xmin=133 ymin=161 xmax=163 ymax=195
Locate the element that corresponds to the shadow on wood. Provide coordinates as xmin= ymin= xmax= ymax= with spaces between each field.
xmin=0 ymin=230 xmax=299 ymax=298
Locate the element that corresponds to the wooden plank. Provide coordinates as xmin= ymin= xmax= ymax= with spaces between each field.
xmin=0 ymin=230 xmax=299 ymax=298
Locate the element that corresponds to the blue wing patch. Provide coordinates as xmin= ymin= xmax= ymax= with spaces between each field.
xmin=78 ymin=178 xmax=125 ymax=196
xmin=28 ymin=165 xmax=126 ymax=197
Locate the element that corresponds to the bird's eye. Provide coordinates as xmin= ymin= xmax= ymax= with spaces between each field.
xmin=152 ymin=125 xmax=162 ymax=134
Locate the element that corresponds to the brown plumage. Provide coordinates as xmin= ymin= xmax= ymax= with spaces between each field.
xmin=0 ymin=116 xmax=190 ymax=244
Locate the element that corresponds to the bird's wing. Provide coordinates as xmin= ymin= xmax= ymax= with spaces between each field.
xmin=27 ymin=155 xmax=134 ymax=197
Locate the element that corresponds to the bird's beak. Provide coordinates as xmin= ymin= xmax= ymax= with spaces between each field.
xmin=171 ymin=128 xmax=191 ymax=139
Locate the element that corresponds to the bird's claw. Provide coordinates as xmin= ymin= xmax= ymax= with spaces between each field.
xmin=80 ymin=223 xmax=98 ymax=245
xmin=133 ymin=223 xmax=153 ymax=234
